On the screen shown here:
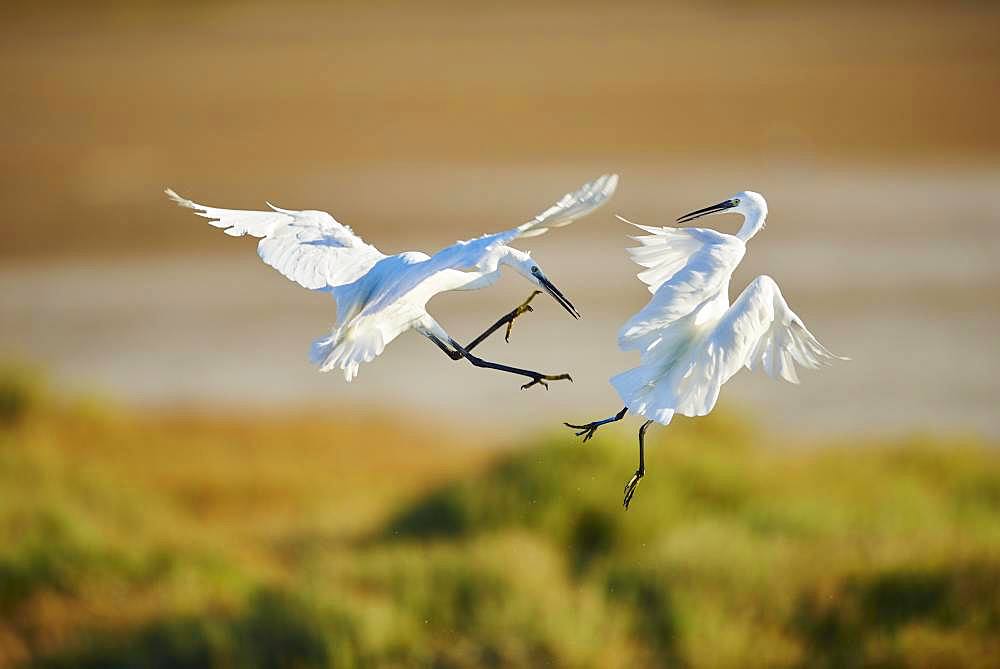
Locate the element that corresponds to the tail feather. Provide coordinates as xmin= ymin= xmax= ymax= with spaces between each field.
xmin=610 ymin=366 xmax=676 ymax=425
xmin=310 ymin=333 xmax=337 ymax=366
xmin=310 ymin=321 xmax=391 ymax=382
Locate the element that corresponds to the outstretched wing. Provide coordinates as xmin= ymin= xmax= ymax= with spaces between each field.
xmin=165 ymin=189 xmax=385 ymax=290
xmin=457 ymin=172 xmax=620 ymax=266
xmin=618 ymin=221 xmax=746 ymax=353
xmin=709 ymin=275 xmax=846 ymax=385
xmin=363 ymin=174 xmax=619 ymax=309
xmin=513 ymin=173 xmax=619 ymax=238
xmin=441 ymin=173 xmax=619 ymax=265
xmin=612 ymin=274 xmax=845 ymax=422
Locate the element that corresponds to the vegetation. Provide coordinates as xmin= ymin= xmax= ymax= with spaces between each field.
xmin=1 ymin=367 xmax=998 ymax=668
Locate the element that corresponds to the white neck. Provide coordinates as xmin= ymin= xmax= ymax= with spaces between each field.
xmin=735 ymin=208 xmax=767 ymax=242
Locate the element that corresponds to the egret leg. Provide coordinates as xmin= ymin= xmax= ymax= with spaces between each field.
xmin=425 ymin=291 xmax=541 ymax=357
xmin=426 ymin=333 xmax=464 ymax=360
xmin=465 ymin=290 xmax=543 ymax=350
xmin=446 ymin=338 xmax=572 ymax=390
xmin=564 ymin=407 xmax=628 ymax=442
xmin=623 ymin=420 xmax=654 ymax=510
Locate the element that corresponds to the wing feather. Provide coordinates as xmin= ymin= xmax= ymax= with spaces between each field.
xmin=618 ymin=224 xmax=746 ymax=353
xmin=715 ymin=275 xmax=847 ymax=385
xmin=165 ymin=189 xmax=385 ymax=290
xmin=377 ymin=174 xmax=619 ymax=303
xmin=611 ymin=221 xmax=846 ymax=423
xmin=513 ymin=173 xmax=618 ymax=238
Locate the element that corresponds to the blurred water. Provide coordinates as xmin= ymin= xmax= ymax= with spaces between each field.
xmin=3 ymin=164 xmax=998 ymax=441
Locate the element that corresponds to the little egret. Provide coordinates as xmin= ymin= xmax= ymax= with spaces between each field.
xmin=166 ymin=174 xmax=617 ymax=388
xmin=565 ymin=191 xmax=845 ymax=508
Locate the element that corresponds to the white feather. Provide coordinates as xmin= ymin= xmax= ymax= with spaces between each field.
xmin=515 ymin=174 xmax=618 ymax=237
xmin=165 ymin=188 xmax=384 ymax=291
xmin=166 ymin=175 xmax=617 ymax=381
xmin=611 ymin=195 xmax=844 ymax=424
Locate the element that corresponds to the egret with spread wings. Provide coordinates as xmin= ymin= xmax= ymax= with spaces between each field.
xmin=565 ymin=191 xmax=845 ymax=508
xmin=166 ymin=175 xmax=618 ymax=389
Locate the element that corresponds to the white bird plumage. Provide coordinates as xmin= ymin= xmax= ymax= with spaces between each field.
xmin=566 ymin=190 xmax=845 ymax=508
xmin=166 ymin=174 xmax=618 ymax=386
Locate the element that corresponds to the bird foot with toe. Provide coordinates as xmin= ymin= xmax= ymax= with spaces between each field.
xmin=563 ymin=421 xmax=602 ymax=442
xmin=504 ymin=291 xmax=542 ymax=343
xmin=623 ymin=470 xmax=644 ymax=510
xmin=520 ymin=372 xmax=572 ymax=391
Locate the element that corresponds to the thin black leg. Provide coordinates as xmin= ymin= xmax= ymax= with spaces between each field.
xmin=449 ymin=339 xmax=572 ymax=390
xmin=464 ymin=291 xmax=542 ymax=351
xmin=425 ymin=291 xmax=542 ymax=359
xmin=426 ymin=333 xmax=463 ymax=360
xmin=424 ymin=332 xmax=572 ymax=389
xmin=623 ymin=420 xmax=653 ymax=510
xmin=564 ymin=407 xmax=628 ymax=442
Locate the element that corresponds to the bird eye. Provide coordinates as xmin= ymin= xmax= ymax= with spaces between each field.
xmin=530 ymin=266 xmax=539 ymax=274
xmin=733 ymin=198 xmax=741 ymax=205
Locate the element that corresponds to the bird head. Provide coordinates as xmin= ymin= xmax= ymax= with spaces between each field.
xmin=676 ymin=190 xmax=768 ymax=224
xmin=676 ymin=190 xmax=768 ymax=241
xmin=502 ymin=248 xmax=580 ymax=319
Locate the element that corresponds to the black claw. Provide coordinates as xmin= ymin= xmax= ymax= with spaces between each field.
xmin=503 ymin=293 xmax=541 ymax=343
xmin=564 ymin=421 xmax=601 ymax=443
xmin=522 ymin=372 xmax=572 ymax=391
xmin=622 ymin=471 xmax=643 ymax=510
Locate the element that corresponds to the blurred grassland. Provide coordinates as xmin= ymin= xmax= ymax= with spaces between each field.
xmin=1 ymin=366 xmax=998 ymax=668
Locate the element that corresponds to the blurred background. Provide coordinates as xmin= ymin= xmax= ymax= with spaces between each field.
xmin=1 ymin=2 xmax=998 ymax=667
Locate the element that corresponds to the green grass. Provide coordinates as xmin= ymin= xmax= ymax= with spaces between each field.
xmin=1 ymin=367 xmax=998 ymax=667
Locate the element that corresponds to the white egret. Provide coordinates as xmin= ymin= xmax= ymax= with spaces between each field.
xmin=166 ymin=175 xmax=618 ymax=388
xmin=565 ymin=191 xmax=845 ymax=508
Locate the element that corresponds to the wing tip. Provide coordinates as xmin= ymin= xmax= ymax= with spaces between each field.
xmin=602 ymin=173 xmax=620 ymax=195
xmin=164 ymin=187 xmax=193 ymax=208
xmin=516 ymin=172 xmax=619 ymax=235
xmin=518 ymin=228 xmax=548 ymax=238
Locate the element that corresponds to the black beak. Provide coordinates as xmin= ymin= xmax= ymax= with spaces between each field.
xmin=676 ymin=199 xmax=738 ymax=224
xmin=538 ymin=274 xmax=580 ymax=319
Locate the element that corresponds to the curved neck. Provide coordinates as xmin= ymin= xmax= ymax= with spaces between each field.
xmin=735 ymin=209 xmax=766 ymax=242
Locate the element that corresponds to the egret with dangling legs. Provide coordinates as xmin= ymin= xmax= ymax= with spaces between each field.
xmin=565 ymin=191 xmax=846 ymax=508
xmin=166 ymin=174 xmax=617 ymax=389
